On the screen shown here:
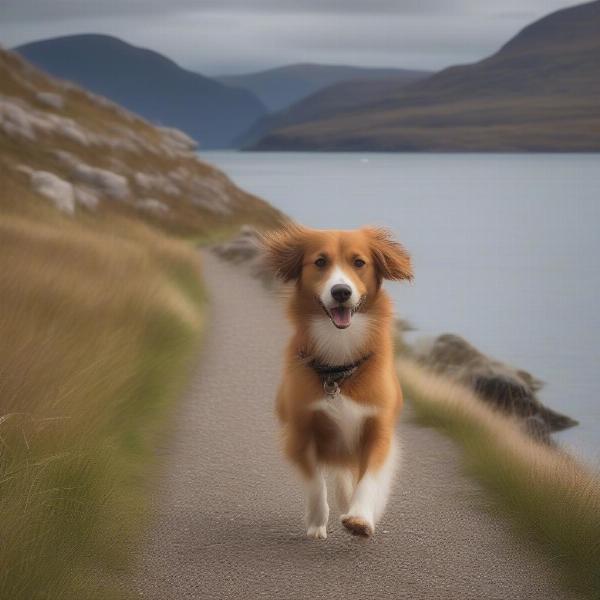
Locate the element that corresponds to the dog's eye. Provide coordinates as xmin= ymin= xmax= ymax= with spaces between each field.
xmin=314 ymin=257 xmax=327 ymax=268
xmin=354 ymin=258 xmax=366 ymax=268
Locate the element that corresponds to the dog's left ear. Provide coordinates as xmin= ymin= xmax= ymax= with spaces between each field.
xmin=364 ymin=227 xmax=413 ymax=283
xmin=260 ymin=223 xmax=307 ymax=282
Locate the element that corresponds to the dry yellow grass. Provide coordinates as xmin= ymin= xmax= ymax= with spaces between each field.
xmin=398 ymin=358 xmax=600 ymax=597
xmin=0 ymin=207 xmax=206 ymax=600
xmin=0 ymin=47 xmax=283 ymax=599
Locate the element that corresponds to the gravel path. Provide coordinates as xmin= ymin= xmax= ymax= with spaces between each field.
xmin=131 ymin=251 xmax=576 ymax=600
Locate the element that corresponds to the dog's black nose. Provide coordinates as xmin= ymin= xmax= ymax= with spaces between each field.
xmin=331 ymin=284 xmax=352 ymax=303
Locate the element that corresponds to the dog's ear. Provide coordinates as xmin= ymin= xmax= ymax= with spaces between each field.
xmin=364 ymin=227 xmax=413 ymax=282
xmin=260 ymin=223 xmax=307 ymax=282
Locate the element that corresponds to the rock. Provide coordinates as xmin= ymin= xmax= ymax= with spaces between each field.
xmin=16 ymin=164 xmax=33 ymax=176
xmin=0 ymin=95 xmax=87 ymax=145
xmin=136 ymin=198 xmax=169 ymax=215
xmin=55 ymin=119 xmax=89 ymax=145
xmin=214 ymin=225 xmax=260 ymax=262
xmin=523 ymin=415 xmax=553 ymax=445
xmin=30 ymin=170 xmax=75 ymax=214
xmin=74 ymin=185 xmax=99 ymax=210
xmin=413 ymin=333 xmax=578 ymax=437
xmin=212 ymin=226 xmax=275 ymax=285
xmin=0 ymin=97 xmax=36 ymax=140
xmin=35 ymin=91 xmax=64 ymax=109
xmin=72 ymin=163 xmax=129 ymax=200
xmin=159 ymin=127 xmax=198 ymax=153
xmin=134 ymin=172 xmax=180 ymax=196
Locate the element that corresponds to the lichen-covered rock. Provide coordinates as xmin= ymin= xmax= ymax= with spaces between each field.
xmin=0 ymin=97 xmax=37 ymax=140
xmin=135 ymin=172 xmax=180 ymax=196
xmin=72 ymin=163 xmax=129 ymax=200
xmin=30 ymin=170 xmax=75 ymax=214
xmin=74 ymin=185 xmax=99 ymax=210
xmin=136 ymin=198 xmax=169 ymax=215
xmin=412 ymin=333 xmax=578 ymax=437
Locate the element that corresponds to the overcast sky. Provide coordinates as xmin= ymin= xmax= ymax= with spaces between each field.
xmin=0 ymin=0 xmax=579 ymax=75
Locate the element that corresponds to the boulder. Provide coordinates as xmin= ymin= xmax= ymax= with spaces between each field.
xmin=136 ymin=198 xmax=169 ymax=215
xmin=413 ymin=333 xmax=578 ymax=437
xmin=72 ymin=163 xmax=129 ymax=200
xmin=212 ymin=225 xmax=275 ymax=285
xmin=30 ymin=170 xmax=75 ymax=214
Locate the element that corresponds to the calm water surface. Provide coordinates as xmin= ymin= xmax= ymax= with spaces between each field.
xmin=202 ymin=151 xmax=600 ymax=466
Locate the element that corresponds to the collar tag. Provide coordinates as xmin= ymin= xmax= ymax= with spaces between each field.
xmin=323 ymin=380 xmax=340 ymax=397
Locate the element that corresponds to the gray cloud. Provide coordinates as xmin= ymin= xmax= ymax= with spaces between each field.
xmin=0 ymin=0 xmax=580 ymax=74
xmin=1 ymin=0 xmax=479 ymax=22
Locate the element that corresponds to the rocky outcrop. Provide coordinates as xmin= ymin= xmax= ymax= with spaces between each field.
xmin=72 ymin=163 xmax=129 ymax=200
xmin=1 ymin=46 xmax=283 ymax=239
xmin=412 ymin=333 xmax=578 ymax=442
xmin=212 ymin=225 xmax=277 ymax=284
xmin=30 ymin=170 xmax=75 ymax=214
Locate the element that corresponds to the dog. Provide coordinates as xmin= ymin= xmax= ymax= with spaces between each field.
xmin=262 ymin=224 xmax=413 ymax=539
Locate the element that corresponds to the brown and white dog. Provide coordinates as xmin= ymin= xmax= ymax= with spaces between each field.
xmin=262 ymin=224 xmax=413 ymax=539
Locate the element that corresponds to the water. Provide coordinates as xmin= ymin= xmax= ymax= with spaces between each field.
xmin=201 ymin=151 xmax=600 ymax=466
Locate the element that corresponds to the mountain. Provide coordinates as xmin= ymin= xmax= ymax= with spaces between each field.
xmin=237 ymin=75 xmax=425 ymax=148
xmin=217 ymin=63 xmax=430 ymax=112
xmin=15 ymin=34 xmax=267 ymax=149
xmin=251 ymin=0 xmax=600 ymax=152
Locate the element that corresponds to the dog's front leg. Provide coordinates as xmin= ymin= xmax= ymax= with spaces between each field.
xmin=341 ymin=425 xmax=397 ymax=537
xmin=305 ymin=465 xmax=329 ymax=539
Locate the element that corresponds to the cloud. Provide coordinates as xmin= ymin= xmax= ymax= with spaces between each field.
xmin=0 ymin=0 xmax=580 ymax=74
xmin=1 ymin=0 xmax=474 ymax=23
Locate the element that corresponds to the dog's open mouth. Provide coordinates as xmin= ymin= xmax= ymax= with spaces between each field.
xmin=329 ymin=306 xmax=352 ymax=329
xmin=319 ymin=298 xmax=365 ymax=330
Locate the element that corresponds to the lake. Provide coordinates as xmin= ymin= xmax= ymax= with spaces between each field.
xmin=201 ymin=151 xmax=600 ymax=466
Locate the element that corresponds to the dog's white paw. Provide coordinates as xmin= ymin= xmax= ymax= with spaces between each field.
xmin=306 ymin=525 xmax=328 ymax=539
xmin=341 ymin=514 xmax=374 ymax=537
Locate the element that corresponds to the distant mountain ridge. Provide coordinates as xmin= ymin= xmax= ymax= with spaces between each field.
xmin=237 ymin=75 xmax=426 ymax=149
xmin=15 ymin=34 xmax=267 ymax=149
xmin=252 ymin=0 xmax=600 ymax=152
xmin=218 ymin=63 xmax=430 ymax=112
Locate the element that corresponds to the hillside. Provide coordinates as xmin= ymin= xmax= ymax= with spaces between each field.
xmin=16 ymin=34 xmax=267 ymax=148
xmin=0 ymin=48 xmax=282 ymax=232
xmin=218 ymin=63 xmax=429 ymax=112
xmin=252 ymin=0 xmax=600 ymax=152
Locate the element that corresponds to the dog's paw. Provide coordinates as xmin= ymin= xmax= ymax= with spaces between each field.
xmin=306 ymin=525 xmax=328 ymax=540
xmin=341 ymin=514 xmax=373 ymax=537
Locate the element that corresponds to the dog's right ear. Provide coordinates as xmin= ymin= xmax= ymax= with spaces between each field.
xmin=260 ymin=223 xmax=307 ymax=282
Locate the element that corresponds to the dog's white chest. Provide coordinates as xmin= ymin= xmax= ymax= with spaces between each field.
xmin=312 ymin=394 xmax=377 ymax=449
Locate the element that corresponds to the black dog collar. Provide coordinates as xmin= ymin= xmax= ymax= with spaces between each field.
xmin=299 ymin=351 xmax=373 ymax=397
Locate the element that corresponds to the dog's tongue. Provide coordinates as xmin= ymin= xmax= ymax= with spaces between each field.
xmin=330 ymin=306 xmax=352 ymax=328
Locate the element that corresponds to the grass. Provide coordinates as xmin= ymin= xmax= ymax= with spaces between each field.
xmin=0 ymin=211 xmax=206 ymax=600
xmin=398 ymin=358 xmax=600 ymax=597
xmin=0 ymin=47 xmax=283 ymax=599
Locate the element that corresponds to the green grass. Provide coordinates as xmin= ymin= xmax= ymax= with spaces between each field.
xmin=398 ymin=358 xmax=600 ymax=597
xmin=0 ymin=214 xmax=206 ymax=600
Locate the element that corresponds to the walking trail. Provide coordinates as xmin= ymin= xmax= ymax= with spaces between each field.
xmin=131 ymin=251 xmax=577 ymax=600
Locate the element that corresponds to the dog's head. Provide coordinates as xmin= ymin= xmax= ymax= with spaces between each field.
xmin=262 ymin=224 xmax=412 ymax=329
